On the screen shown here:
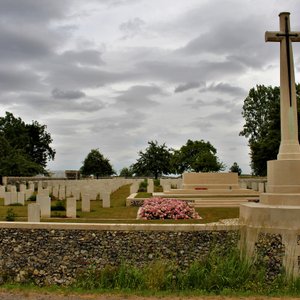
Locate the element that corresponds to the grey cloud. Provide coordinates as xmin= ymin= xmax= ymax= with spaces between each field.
xmin=3 ymin=92 xmax=105 ymax=114
xmin=52 ymin=88 xmax=86 ymax=100
xmin=0 ymin=68 xmax=42 ymax=92
xmin=61 ymin=50 xmax=104 ymax=66
xmin=174 ymin=81 xmax=204 ymax=93
xmin=115 ymin=85 xmax=164 ymax=109
xmin=187 ymin=98 xmax=233 ymax=109
xmin=44 ymin=62 xmax=123 ymax=89
xmin=0 ymin=0 xmax=72 ymax=23
xmin=176 ymin=9 xmax=277 ymax=68
xmin=208 ymin=110 xmax=243 ymax=124
xmin=91 ymin=112 xmax=146 ymax=133
xmin=101 ymin=0 xmax=140 ymax=7
xmin=0 ymin=25 xmax=56 ymax=63
xmin=188 ymin=117 xmax=214 ymax=131
xmin=136 ymin=58 xmax=245 ymax=83
xmin=200 ymin=82 xmax=246 ymax=96
xmin=119 ymin=17 xmax=145 ymax=38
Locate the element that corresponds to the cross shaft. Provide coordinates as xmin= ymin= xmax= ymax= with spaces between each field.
xmin=265 ymin=12 xmax=300 ymax=160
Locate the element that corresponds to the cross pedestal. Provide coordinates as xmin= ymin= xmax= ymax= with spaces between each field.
xmin=240 ymin=12 xmax=300 ymax=277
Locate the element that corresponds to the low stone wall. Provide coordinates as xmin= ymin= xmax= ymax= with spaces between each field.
xmin=0 ymin=223 xmax=239 ymax=286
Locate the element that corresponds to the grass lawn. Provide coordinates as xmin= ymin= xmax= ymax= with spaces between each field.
xmin=0 ymin=184 xmax=239 ymax=223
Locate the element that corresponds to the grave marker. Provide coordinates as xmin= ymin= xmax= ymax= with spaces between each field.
xmin=66 ymin=197 xmax=77 ymax=218
xmin=28 ymin=203 xmax=41 ymax=222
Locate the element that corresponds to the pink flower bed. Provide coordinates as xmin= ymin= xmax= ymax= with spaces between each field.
xmin=138 ymin=197 xmax=201 ymax=220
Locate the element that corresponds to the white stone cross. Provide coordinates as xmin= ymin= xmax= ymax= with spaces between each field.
xmin=265 ymin=12 xmax=300 ymax=160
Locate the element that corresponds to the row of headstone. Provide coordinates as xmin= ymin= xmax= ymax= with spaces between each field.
xmin=27 ymin=195 xmax=80 ymax=222
xmin=239 ymin=180 xmax=266 ymax=193
xmin=160 ymin=178 xmax=183 ymax=191
xmin=4 ymin=191 xmax=25 ymax=205
xmin=3 ymin=179 xmax=150 ymax=222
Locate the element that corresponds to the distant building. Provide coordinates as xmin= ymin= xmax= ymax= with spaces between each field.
xmin=65 ymin=170 xmax=80 ymax=180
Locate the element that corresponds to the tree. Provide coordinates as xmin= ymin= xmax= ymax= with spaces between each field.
xmin=80 ymin=149 xmax=114 ymax=178
xmin=131 ymin=141 xmax=173 ymax=179
xmin=119 ymin=167 xmax=134 ymax=177
xmin=172 ymin=139 xmax=225 ymax=173
xmin=229 ymin=162 xmax=242 ymax=175
xmin=240 ymin=84 xmax=300 ymax=176
xmin=0 ymin=112 xmax=55 ymax=176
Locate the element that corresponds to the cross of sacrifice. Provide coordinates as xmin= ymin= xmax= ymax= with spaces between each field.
xmin=265 ymin=12 xmax=300 ymax=160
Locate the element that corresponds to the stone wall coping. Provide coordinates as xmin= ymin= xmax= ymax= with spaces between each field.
xmin=0 ymin=221 xmax=240 ymax=231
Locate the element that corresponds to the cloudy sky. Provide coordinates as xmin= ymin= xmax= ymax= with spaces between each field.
xmin=1 ymin=0 xmax=300 ymax=174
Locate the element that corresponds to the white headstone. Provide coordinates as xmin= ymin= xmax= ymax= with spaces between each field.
xmin=4 ymin=192 xmax=11 ymax=206
xmin=81 ymin=194 xmax=90 ymax=212
xmin=251 ymin=182 xmax=258 ymax=191
xmin=102 ymin=192 xmax=110 ymax=208
xmin=28 ymin=203 xmax=41 ymax=222
xmin=163 ymin=183 xmax=171 ymax=192
xmin=39 ymin=196 xmax=51 ymax=218
xmin=59 ymin=186 xmax=66 ymax=200
xmin=28 ymin=182 xmax=35 ymax=190
xmin=25 ymin=189 xmax=34 ymax=201
xmin=10 ymin=192 xmax=18 ymax=204
xmin=19 ymin=184 xmax=26 ymax=192
xmin=0 ymin=186 xmax=5 ymax=198
xmin=258 ymin=182 xmax=265 ymax=193
xmin=10 ymin=186 xmax=17 ymax=193
xmin=66 ymin=197 xmax=77 ymax=218
xmin=17 ymin=192 xmax=25 ymax=205
xmin=147 ymin=179 xmax=154 ymax=193
xmin=130 ymin=182 xmax=139 ymax=194
xmin=52 ymin=186 xmax=59 ymax=198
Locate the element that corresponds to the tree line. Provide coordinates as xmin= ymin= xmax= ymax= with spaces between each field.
xmin=1 ymin=82 xmax=294 ymax=178
xmin=240 ymin=83 xmax=300 ymax=176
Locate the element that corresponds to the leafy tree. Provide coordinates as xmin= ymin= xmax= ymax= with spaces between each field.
xmin=229 ymin=162 xmax=242 ymax=175
xmin=132 ymin=141 xmax=173 ymax=179
xmin=240 ymin=84 xmax=300 ymax=176
xmin=80 ymin=149 xmax=114 ymax=179
xmin=172 ymin=139 xmax=225 ymax=173
xmin=119 ymin=167 xmax=134 ymax=177
xmin=0 ymin=112 xmax=55 ymax=176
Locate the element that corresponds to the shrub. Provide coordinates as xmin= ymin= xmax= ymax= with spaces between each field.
xmin=6 ymin=208 xmax=17 ymax=221
xmin=153 ymin=179 xmax=160 ymax=186
xmin=138 ymin=197 xmax=200 ymax=220
xmin=138 ymin=179 xmax=148 ymax=192
xmin=28 ymin=194 xmax=36 ymax=202
xmin=51 ymin=200 xmax=66 ymax=211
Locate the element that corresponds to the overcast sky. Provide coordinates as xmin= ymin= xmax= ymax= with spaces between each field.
xmin=1 ymin=0 xmax=300 ymax=174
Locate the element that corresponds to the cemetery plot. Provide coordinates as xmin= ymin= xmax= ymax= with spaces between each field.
xmin=0 ymin=182 xmax=239 ymax=223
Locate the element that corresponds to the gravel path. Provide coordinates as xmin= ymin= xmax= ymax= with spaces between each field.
xmin=0 ymin=291 xmax=299 ymax=300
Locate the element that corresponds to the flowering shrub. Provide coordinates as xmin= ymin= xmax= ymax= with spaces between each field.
xmin=138 ymin=197 xmax=201 ymax=220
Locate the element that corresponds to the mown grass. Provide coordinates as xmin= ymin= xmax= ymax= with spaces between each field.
xmin=0 ymin=184 xmax=239 ymax=223
xmin=135 ymin=192 xmax=152 ymax=198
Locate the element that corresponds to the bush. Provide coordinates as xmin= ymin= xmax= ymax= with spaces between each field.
xmin=154 ymin=179 xmax=160 ymax=186
xmin=51 ymin=200 xmax=66 ymax=211
xmin=28 ymin=194 xmax=36 ymax=202
xmin=138 ymin=197 xmax=200 ymax=220
xmin=6 ymin=208 xmax=17 ymax=221
xmin=138 ymin=179 xmax=148 ymax=192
